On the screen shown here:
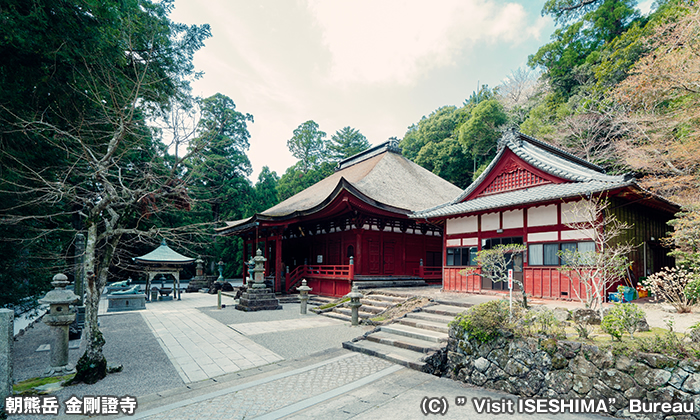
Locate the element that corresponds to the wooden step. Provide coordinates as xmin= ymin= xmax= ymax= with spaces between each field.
xmin=380 ymin=324 xmax=448 ymax=343
xmin=342 ymin=340 xmax=428 ymax=371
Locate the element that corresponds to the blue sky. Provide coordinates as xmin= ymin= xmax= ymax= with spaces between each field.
xmin=169 ymin=0 xmax=651 ymax=181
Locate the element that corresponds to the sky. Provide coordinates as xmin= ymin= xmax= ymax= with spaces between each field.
xmin=169 ymin=0 xmax=651 ymax=182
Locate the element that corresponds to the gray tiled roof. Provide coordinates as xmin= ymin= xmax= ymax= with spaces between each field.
xmin=413 ymin=130 xmax=636 ymax=219
xmin=450 ymin=130 xmax=626 ymax=205
xmin=412 ymin=179 xmax=635 ymax=219
xmin=133 ymin=240 xmax=195 ymax=264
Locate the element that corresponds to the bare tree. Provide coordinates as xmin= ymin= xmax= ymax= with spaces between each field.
xmin=558 ymin=197 xmax=634 ymax=318
xmin=0 ymin=56 xmax=210 ymax=384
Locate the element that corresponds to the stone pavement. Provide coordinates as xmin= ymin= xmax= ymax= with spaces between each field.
xmin=138 ymin=294 xmax=285 ymax=383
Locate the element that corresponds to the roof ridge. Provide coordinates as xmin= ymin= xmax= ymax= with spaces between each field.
xmin=336 ymin=140 xmax=401 ymax=170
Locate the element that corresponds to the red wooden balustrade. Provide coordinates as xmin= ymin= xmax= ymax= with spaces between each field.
xmin=286 ymin=264 xmax=352 ymax=295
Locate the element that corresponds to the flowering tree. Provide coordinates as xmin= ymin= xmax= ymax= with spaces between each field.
xmin=462 ymin=244 xmax=527 ymax=307
xmin=558 ymin=197 xmax=633 ymax=318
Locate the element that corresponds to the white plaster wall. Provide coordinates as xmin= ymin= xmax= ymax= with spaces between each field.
xmin=503 ymin=209 xmax=524 ymax=229
xmin=560 ymin=229 xmax=595 ymax=240
xmin=446 ymin=238 xmax=461 ymax=246
xmin=528 ymin=204 xmax=557 ymax=227
xmin=561 ymin=200 xmax=596 ymax=225
xmin=527 ymin=231 xmax=559 ymax=242
xmin=446 ymin=215 xmax=478 ymax=234
xmin=481 ymin=212 xmax=500 ymax=231
xmin=463 ymin=237 xmax=478 ymax=246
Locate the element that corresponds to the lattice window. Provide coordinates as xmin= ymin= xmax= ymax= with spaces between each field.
xmin=481 ymin=168 xmax=549 ymax=195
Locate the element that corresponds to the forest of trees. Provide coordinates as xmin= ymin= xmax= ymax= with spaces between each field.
xmin=0 ymin=0 xmax=698 ymax=381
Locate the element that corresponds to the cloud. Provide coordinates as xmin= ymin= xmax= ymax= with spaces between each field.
xmin=306 ymin=0 xmax=547 ymax=86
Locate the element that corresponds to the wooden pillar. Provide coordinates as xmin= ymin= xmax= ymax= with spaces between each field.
xmin=355 ymin=230 xmax=362 ymax=275
xmin=275 ymin=233 xmax=283 ymax=293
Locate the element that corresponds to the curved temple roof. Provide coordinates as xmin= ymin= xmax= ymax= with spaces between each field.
xmin=217 ymin=141 xmax=463 ymax=234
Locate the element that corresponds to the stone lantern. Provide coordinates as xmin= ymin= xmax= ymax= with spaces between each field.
xmin=195 ymin=256 xmax=204 ymax=277
xmin=235 ymin=249 xmax=281 ymax=312
xmin=296 ymin=280 xmax=312 ymax=314
xmin=39 ymin=274 xmax=79 ymax=376
xmin=217 ymin=260 xmax=225 ymax=283
xmin=251 ymin=249 xmax=266 ymax=289
xmin=346 ymin=285 xmax=363 ymax=326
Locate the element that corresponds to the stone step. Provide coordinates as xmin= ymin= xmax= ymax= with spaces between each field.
xmin=353 ymin=280 xmax=426 ymax=289
xmin=422 ymin=304 xmax=469 ymax=318
xmin=404 ymin=312 xmax=456 ymax=325
xmin=332 ymin=307 xmax=374 ymax=319
xmin=363 ymin=294 xmax=407 ymax=304
xmin=379 ymin=324 xmax=448 ymax=343
xmin=397 ymin=318 xmax=450 ymax=334
xmin=342 ymin=339 xmax=428 ymax=371
xmin=433 ymin=299 xmax=474 ymax=308
xmin=360 ymin=299 xmax=394 ymax=308
xmin=337 ymin=304 xmax=383 ymax=314
xmin=366 ymin=331 xmax=443 ymax=354
xmin=323 ymin=311 xmax=352 ymax=322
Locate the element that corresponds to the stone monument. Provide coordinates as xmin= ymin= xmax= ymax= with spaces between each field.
xmin=39 ymin=274 xmax=79 ymax=376
xmin=235 ymin=249 xmax=281 ymax=311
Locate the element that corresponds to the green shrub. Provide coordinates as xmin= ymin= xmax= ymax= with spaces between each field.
xmin=684 ymin=277 xmax=700 ymax=304
xmin=521 ymin=308 xmax=565 ymax=338
xmin=601 ymin=303 xmax=646 ymax=340
xmin=449 ymin=300 xmax=513 ymax=343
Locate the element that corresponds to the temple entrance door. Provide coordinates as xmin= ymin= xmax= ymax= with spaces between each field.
xmin=383 ymin=241 xmax=395 ymax=275
xmin=328 ymin=240 xmax=341 ymax=265
xmin=367 ymin=239 xmax=380 ymax=275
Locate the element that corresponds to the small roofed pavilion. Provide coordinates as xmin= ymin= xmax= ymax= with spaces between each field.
xmin=133 ymin=239 xmax=195 ymax=300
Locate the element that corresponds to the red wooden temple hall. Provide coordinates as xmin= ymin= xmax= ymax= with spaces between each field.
xmin=412 ymin=130 xmax=678 ymax=299
xmin=216 ymin=141 xmax=462 ymax=297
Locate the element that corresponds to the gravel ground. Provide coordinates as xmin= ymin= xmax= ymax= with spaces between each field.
xmin=12 ymin=312 xmax=183 ymax=419
xmin=202 ymin=303 xmax=371 ymax=360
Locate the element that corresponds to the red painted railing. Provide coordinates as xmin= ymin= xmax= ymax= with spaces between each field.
xmin=413 ymin=266 xmax=443 ymax=279
xmin=286 ymin=264 xmax=353 ymax=294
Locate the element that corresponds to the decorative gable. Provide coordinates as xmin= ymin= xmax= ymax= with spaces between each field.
xmin=477 ymin=157 xmax=551 ymax=197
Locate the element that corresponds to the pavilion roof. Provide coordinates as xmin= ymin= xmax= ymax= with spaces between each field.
xmin=133 ymin=240 xmax=195 ymax=265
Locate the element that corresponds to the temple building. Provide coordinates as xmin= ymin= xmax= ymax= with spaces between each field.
xmin=412 ymin=130 xmax=678 ymax=299
xmin=216 ymin=141 xmax=463 ymax=297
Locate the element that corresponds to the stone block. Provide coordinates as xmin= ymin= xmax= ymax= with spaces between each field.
xmin=0 ymin=309 xmax=12 ymax=410
xmin=235 ymin=288 xmax=282 ymax=312
xmin=106 ymin=294 xmax=146 ymax=312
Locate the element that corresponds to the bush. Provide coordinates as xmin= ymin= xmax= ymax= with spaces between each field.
xmin=521 ymin=308 xmax=565 ymax=339
xmin=601 ymin=303 xmax=646 ymax=340
xmin=684 ymin=277 xmax=700 ymax=304
xmin=449 ymin=300 xmax=514 ymax=343
xmin=645 ymin=267 xmax=697 ymax=313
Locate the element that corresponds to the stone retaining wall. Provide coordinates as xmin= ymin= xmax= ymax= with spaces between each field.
xmin=445 ymin=328 xmax=700 ymax=419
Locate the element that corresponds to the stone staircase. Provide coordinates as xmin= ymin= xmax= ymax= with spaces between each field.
xmin=320 ymin=292 xmax=407 ymax=323
xmin=343 ymin=300 xmax=472 ymax=372
xmin=277 ymin=294 xmax=333 ymax=307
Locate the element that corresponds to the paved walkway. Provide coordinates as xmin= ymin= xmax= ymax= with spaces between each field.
xmin=137 ymin=294 xmax=284 ymax=383
xmin=50 ymin=288 xmax=614 ymax=419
